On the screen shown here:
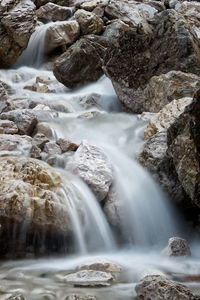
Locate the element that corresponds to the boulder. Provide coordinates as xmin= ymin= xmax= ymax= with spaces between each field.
xmin=74 ymin=9 xmax=104 ymax=35
xmin=36 ymin=2 xmax=72 ymax=21
xmin=162 ymin=237 xmax=191 ymax=257
xmin=0 ymin=81 xmax=11 ymax=113
xmin=53 ymin=35 xmax=109 ymax=88
xmin=68 ymin=140 xmax=113 ymax=201
xmin=0 ymin=0 xmax=36 ymax=67
xmin=80 ymin=0 xmax=108 ymax=11
xmin=105 ymin=0 xmax=159 ymax=33
xmin=135 ymin=275 xmax=199 ymax=300
xmin=61 ymin=270 xmax=113 ymax=286
xmin=44 ymin=20 xmax=80 ymax=53
xmin=34 ymin=0 xmax=75 ymax=8
xmin=103 ymin=10 xmax=200 ymax=113
xmin=0 ymin=109 xmax=38 ymax=136
xmin=167 ymin=89 xmax=200 ymax=208
xmin=177 ymin=2 xmax=200 ymax=39
xmin=0 ymin=120 xmax=18 ymax=134
xmin=0 ymin=156 xmax=75 ymax=257
xmin=137 ymin=131 xmax=187 ymax=204
xmin=0 ymin=295 xmax=25 ymax=300
xmin=32 ymin=133 xmax=49 ymax=149
xmin=0 ymin=134 xmax=32 ymax=154
xmin=44 ymin=141 xmax=62 ymax=155
xmin=77 ymin=259 xmax=121 ymax=273
xmin=144 ymin=97 xmax=192 ymax=139
xmin=56 ymin=138 xmax=78 ymax=152
xmin=143 ymin=71 xmax=200 ymax=113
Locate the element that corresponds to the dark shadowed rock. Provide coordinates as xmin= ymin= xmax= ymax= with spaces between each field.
xmin=103 ymin=10 xmax=200 ymax=113
xmin=53 ymin=35 xmax=109 ymax=88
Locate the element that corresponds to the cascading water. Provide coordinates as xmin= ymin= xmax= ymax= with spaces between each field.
xmin=1 ymin=22 xmax=200 ymax=300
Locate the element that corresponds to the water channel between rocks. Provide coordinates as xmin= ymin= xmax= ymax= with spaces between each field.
xmin=1 ymin=29 xmax=200 ymax=296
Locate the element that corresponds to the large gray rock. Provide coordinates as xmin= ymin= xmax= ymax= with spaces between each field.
xmin=0 ymin=109 xmax=38 ymax=135
xmin=53 ymin=35 xmax=109 ymax=88
xmin=61 ymin=270 xmax=113 ymax=286
xmin=44 ymin=20 xmax=80 ymax=53
xmin=105 ymin=0 xmax=159 ymax=33
xmin=36 ymin=2 xmax=72 ymax=21
xmin=77 ymin=258 xmax=121 ymax=273
xmin=0 ymin=134 xmax=32 ymax=154
xmin=74 ymin=9 xmax=104 ymax=35
xmin=144 ymin=97 xmax=192 ymax=139
xmin=0 ymin=0 xmax=36 ymax=67
xmin=143 ymin=71 xmax=200 ymax=113
xmin=0 ymin=156 xmax=76 ymax=257
xmin=135 ymin=275 xmax=200 ymax=300
xmin=68 ymin=140 xmax=113 ymax=201
xmin=162 ymin=237 xmax=191 ymax=257
xmin=103 ymin=10 xmax=200 ymax=113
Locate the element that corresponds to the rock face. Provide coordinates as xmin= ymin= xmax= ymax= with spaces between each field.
xmin=45 ymin=20 xmax=80 ymax=53
xmin=143 ymin=71 xmax=200 ymax=113
xmin=167 ymin=89 xmax=200 ymax=208
xmin=53 ymin=35 xmax=108 ymax=88
xmin=177 ymin=2 xmax=200 ymax=39
xmin=144 ymin=97 xmax=192 ymax=139
xmin=0 ymin=156 xmax=75 ymax=257
xmin=74 ymin=9 xmax=104 ymax=35
xmin=68 ymin=140 xmax=113 ymax=201
xmin=135 ymin=275 xmax=199 ymax=300
xmin=62 ymin=270 xmax=113 ymax=287
xmin=137 ymin=131 xmax=187 ymax=204
xmin=103 ymin=10 xmax=200 ymax=113
xmin=0 ymin=0 xmax=36 ymax=67
xmin=162 ymin=237 xmax=191 ymax=257
xmin=36 ymin=2 xmax=72 ymax=21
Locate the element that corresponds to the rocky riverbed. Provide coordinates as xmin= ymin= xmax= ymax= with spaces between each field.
xmin=1 ymin=0 xmax=200 ymax=299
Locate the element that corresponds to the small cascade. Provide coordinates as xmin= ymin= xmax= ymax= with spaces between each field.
xmin=60 ymin=171 xmax=116 ymax=254
xmin=13 ymin=23 xmax=53 ymax=68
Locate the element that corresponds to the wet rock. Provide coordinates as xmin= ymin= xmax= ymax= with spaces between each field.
xmin=143 ymin=71 xmax=200 ymax=113
xmin=0 ymin=81 xmax=11 ymax=113
xmin=45 ymin=20 xmax=80 ymax=53
xmin=0 ymin=294 xmax=25 ymax=300
xmin=167 ymin=89 xmax=200 ymax=207
xmin=35 ymin=122 xmax=53 ymax=139
xmin=80 ymin=0 xmax=108 ymax=11
xmin=65 ymin=295 xmax=96 ymax=300
xmin=104 ymin=186 xmax=121 ymax=227
xmin=44 ymin=141 xmax=62 ymax=156
xmin=137 ymin=131 xmax=187 ymax=204
xmin=62 ymin=270 xmax=113 ymax=286
xmin=102 ymin=20 xmax=129 ymax=45
xmin=162 ymin=237 xmax=191 ymax=257
xmin=56 ymin=138 xmax=78 ymax=152
xmin=36 ymin=3 xmax=72 ymax=21
xmin=0 ymin=109 xmax=38 ymax=136
xmin=68 ymin=140 xmax=113 ymax=201
xmin=0 ymin=156 xmax=74 ymax=257
xmin=135 ymin=275 xmax=199 ymax=300
xmin=34 ymin=0 xmax=75 ymax=9
xmin=32 ymin=133 xmax=49 ymax=149
xmin=103 ymin=10 xmax=200 ymax=113
xmin=0 ymin=120 xmax=18 ymax=134
xmin=105 ymin=0 xmax=158 ymax=32
xmin=74 ymin=9 xmax=104 ymax=35
xmin=144 ymin=97 xmax=192 ymax=139
xmin=54 ymin=35 xmax=108 ymax=88
xmin=177 ymin=2 xmax=200 ymax=39
xmin=77 ymin=259 xmax=121 ymax=273
xmin=0 ymin=134 xmax=32 ymax=154
xmin=24 ymin=82 xmax=55 ymax=93
xmin=30 ymin=145 xmax=42 ymax=159
xmin=0 ymin=0 xmax=36 ymax=67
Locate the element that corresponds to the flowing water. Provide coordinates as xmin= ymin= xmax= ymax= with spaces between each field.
xmin=1 ymin=23 xmax=200 ymax=299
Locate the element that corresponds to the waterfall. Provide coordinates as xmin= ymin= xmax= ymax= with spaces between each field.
xmin=13 ymin=22 xmax=53 ymax=68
